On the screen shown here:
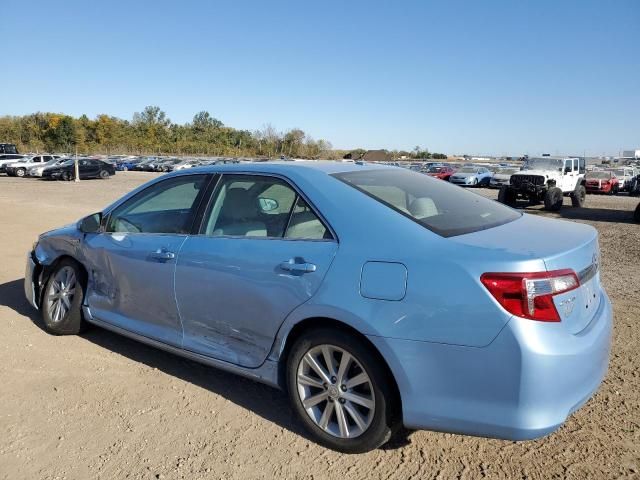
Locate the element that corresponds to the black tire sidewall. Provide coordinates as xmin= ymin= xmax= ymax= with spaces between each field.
xmin=571 ymin=185 xmax=586 ymax=207
xmin=544 ymin=187 xmax=563 ymax=211
xmin=286 ymin=328 xmax=396 ymax=453
xmin=498 ymin=186 xmax=516 ymax=206
xmin=42 ymin=259 xmax=85 ymax=335
xmin=634 ymin=203 xmax=640 ymax=223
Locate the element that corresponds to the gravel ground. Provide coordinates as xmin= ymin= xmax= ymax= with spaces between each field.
xmin=0 ymin=172 xmax=638 ymax=480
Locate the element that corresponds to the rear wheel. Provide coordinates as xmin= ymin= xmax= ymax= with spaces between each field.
xmin=498 ymin=186 xmax=517 ymax=207
xmin=42 ymin=259 xmax=87 ymax=335
xmin=544 ymin=187 xmax=563 ymax=211
xmin=121 ymin=166 xmax=128 ymax=172
xmin=61 ymin=171 xmax=71 ymax=181
xmin=16 ymin=168 xmax=26 ymax=177
xmin=99 ymin=170 xmax=110 ymax=179
xmin=634 ymin=203 xmax=640 ymax=223
xmin=287 ymin=328 xmax=397 ymax=453
xmin=571 ymin=185 xmax=586 ymax=207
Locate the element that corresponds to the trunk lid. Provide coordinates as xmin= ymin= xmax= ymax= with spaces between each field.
xmin=451 ymin=213 xmax=601 ymax=334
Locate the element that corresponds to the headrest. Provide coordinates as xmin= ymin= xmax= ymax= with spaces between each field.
xmin=409 ymin=197 xmax=437 ymax=219
xmin=222 ymin=188 xmax=257 ymax=219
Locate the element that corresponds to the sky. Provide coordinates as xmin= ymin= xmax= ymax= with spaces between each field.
xmin=1 ymin=0 xmax=638 ymax=156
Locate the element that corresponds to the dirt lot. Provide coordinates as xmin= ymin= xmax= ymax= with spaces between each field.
xmin=0 ymin=172 xmax=638 ymax=480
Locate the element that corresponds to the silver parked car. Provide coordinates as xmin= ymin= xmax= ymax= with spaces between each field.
xmin=449 ymin=166 xmax=493 ymax=186
xmin=25 ymin=162 xmax=612 ymax=453
xmin=489 ymin=167 xmax=519 ymax=188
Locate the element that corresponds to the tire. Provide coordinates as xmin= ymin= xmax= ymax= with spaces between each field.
xmin=571 ymin=185 xmax=586 ymax=207
xmin=61 ymin=171 xmax=71 ymax=181
xmin=544 ymin=187 xmax=564 ymax=211
xmin=635 ymin=203 xmax=640 ymax=223
xmin=497 ymin=186 xmax=517 ymax=206
xmin=122 ymin=166 xmax=128 ymax=172
xmin=287 ymin=328 xmax=397 ymax=453
xmin=16 ymin=168 xmax=26 ymax=177
xmin=99 ymin=170 xmax=110 ymax=179
xmin=41 ymin=259 xmax=87 ymax=335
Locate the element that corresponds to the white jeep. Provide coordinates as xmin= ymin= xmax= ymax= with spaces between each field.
xmin=497 ymin=157 xmax=586 ymax=211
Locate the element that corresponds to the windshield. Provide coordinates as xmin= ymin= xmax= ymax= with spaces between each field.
xmin=613 ymin=170 xmax=626 ymax=176
xmin=523 ymin=158 xmax=563 ymax=171
xmin=586 ymin=171 xmax=611 ymax=179
xmin=457 ymin=167 xmax=478 ymax=173
xmin=333 ymin=169 xmax=521 ymax=237
xmin=60 ymin=159 xmax=75 ymax=166
xmin=497 ymin=168 xmax=518 ymax=174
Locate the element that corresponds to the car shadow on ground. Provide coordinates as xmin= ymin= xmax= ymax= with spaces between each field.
xmin=509 ymin=203 xmax=638 ymax=224
xmin=0 ymin=278 xmax=411 ymax=451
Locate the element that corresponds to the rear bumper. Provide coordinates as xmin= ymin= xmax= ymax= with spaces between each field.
xmin=368 ymin=290 xmax=612 ymax=440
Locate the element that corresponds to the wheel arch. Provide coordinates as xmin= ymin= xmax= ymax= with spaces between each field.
xmin=276 ymin=316 xmax=403 ymax=422
xmin=38 ymin=254 xmax=89 ymax=307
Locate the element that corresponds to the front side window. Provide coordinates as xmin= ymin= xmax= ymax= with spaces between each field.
xmin=106 ymin=175 xmax=209 ymax=234
xmin=333 ymin=169 xmax=521 ymax=237
xmin=203 ymin=174 xmax=331 ymax=240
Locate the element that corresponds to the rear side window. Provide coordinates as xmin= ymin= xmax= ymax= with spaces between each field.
xmin=333 ymin=169 xmax=521 ymax=237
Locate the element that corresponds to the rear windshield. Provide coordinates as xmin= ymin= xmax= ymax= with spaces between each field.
xmin=333 ymin=169 xmax=521 ymax=237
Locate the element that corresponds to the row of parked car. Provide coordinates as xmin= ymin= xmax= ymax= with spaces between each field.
xmin=406 ymin=159 xmax=640 ymax=196
xmin=113 ymin=156 xmax=240 ymax=172
xmin=0 ymin=154 xmax=116 ymax=180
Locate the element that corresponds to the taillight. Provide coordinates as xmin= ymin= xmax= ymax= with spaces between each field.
xmin=480 ymin=269 xmax=579 ymax=322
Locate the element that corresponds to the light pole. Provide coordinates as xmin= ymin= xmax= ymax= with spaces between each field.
xmin=74 ymin=148 xmax=80 ymax=182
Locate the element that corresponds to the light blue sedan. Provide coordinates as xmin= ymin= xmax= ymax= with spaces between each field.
xmin=25 ymin=162 xmax=612 ymax=453
xmin=449 ymin=166 xmax=493 ymax=186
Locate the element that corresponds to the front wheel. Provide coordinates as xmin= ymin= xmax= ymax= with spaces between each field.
xmin=42 ymin=259 xmax=87 ymax=335
xmin=544 ymin=187 xmax=564 ymax=211
xmin=16 ymin=168 xmax=26 ymax=177
xmin=498 ymin=185 xmax=517 ymax=206
xmin=287 ymin=328 xmax=397 ymax=453
xmin=571 ymin=185 xmax=586 ymax=207
xmin=121 ymin=166 xmax=128 ymax=172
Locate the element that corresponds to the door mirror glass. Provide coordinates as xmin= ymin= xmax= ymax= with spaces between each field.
xmin=79 ymin=212 xmax=102 ymax=233
xmin=258 ymin=197 xmax=279 ymax=212
xmin=565 ymin=166 xmax=572 ymax=174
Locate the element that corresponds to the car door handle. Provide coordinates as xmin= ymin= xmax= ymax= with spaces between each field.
xmin=279 ymin=259 xmax=317 ymax=273
xmin=150 ymin=249 xmax=176 ymax=261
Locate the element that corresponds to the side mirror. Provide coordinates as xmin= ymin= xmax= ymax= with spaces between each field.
xmin=79 ymin=212 xmax=102 ymax=233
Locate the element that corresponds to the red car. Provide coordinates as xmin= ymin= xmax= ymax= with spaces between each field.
xmin=425 ymin=165 xmax=456 ymax=181
xmin=585 ymin=171 xmax=619 ymax=194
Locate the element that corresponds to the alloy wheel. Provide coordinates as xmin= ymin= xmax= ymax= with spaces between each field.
xmin=296 ymin=344 xmax=375 ymax=439
xmin=46 ymin=266 xmax=77 ymax=323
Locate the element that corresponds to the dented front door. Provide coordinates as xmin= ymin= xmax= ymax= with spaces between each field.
xmin=83 ymin=233 xmax=186 ymax=346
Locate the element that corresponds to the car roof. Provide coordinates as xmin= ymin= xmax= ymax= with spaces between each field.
xmin=182 ymin=160 xmax=391 ymax=177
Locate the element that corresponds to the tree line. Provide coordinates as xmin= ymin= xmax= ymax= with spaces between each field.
xmin=0 ymin=106 xmax=446 ymax=160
